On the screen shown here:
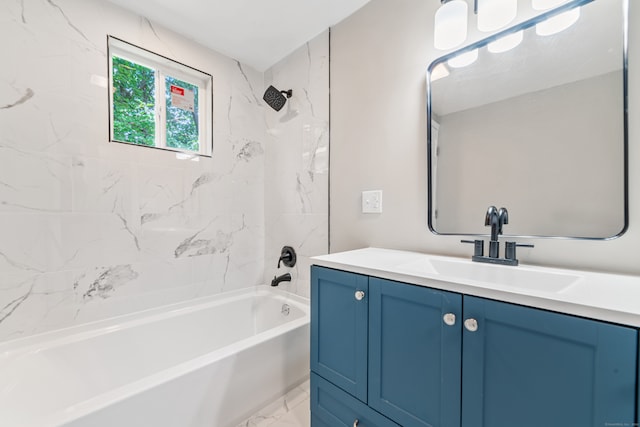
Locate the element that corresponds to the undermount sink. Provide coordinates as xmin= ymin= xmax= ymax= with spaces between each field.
xmin=396 ymin=257 xmax=582 ymax=293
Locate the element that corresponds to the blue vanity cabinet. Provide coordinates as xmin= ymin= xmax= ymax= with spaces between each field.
xmin=368 ymin=277 xmax=462 ymax=427
xmin=311 ymin=266 xmax=369 ymax=402
xmin=461 ymin=295 xmax=638 ymax=427
xmin=312 ymin=265 xmax=638 ymax=427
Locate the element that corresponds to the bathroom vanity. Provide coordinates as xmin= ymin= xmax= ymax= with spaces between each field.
xmin=310 ymin=248 xmax=639 ymax=427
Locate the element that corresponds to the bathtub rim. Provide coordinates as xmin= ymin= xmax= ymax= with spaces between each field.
xmin=0 ymin=285 xmax=308 ymax=358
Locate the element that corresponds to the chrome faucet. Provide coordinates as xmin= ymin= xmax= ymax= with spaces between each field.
xmin=462 ymin=206 xmax=533 ymax=266
xmin=485 ymin=206 xmax=508 ymax=258
xmin=497 ymin=207 xmax=509 ymax=236
xmin=485 ymin=206 xmax=499 ymax=242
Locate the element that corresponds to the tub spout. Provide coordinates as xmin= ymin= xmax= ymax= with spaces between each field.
xmin=271 ymin=273 xmax=291 ymax=287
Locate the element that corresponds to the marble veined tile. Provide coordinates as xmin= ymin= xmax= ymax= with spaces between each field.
xmin=0 ymin=213 xmax=64 ymax=275
xmin=0 ymin=270 xmax=77 ymax=342
xmin=236 ymin=380 xmax=310 ymax=427
xmin=0 ymin=148 xmax=72 ymax=213
xmin=0 ymin=0 xmax=327 ymax=341
xmin=272 ymin=401 xmax=310 ymax=427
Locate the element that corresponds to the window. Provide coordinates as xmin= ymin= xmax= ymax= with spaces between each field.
xmin=108 ymin=36 xmax=213 ymax=156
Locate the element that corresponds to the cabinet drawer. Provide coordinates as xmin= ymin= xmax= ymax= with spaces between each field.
xmin=311 ymin=373 xmax=400 ymax=427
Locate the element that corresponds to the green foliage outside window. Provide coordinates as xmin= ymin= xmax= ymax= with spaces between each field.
xmin=165 ymin=76 xmax=199 ymax=152
xmin=112 ymin=56 xmax=201 ymax=153
xmin=112 ymin=56 xmax=156 ymax=146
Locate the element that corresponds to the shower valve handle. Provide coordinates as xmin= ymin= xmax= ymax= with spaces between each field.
xmin=277 ymin=246 xmax=297 ymax=268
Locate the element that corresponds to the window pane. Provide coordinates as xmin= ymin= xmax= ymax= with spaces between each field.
xmin=165 ymin=76 xmax=199 ymax=152
xmin=112 ymin=56 xmax=156 ymax=146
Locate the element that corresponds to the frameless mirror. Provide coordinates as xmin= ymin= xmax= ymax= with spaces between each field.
xmin=427 ymin=0 xmax=627 ymax=239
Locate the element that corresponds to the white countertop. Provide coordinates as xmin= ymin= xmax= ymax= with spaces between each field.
xmin=311 ymin=248 xmax=640 ymax=328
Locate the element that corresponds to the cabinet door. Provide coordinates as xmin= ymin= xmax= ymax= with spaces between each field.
xmin=311 ymin=266 xmax=369 ymax=401
xmin=311 ymin=373 xmax=400 ymax=427
xmin=462 ymin=296 xmax=638 ymax=427
xmin=368 ymin=278 xmax=462 ymax=427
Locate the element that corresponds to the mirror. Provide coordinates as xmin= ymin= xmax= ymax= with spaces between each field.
xmin=427 ymin=0 xmax=627 ymax=239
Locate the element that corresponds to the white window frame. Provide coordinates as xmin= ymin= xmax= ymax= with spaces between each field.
xmin=108 ymin=36 xmax=213 ymax=157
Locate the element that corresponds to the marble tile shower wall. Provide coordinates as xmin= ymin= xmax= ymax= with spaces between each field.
xmin=264 ymin=32 xmax=330 ymax=299
xmin=0 ymin=0 xmax=271 ymax=342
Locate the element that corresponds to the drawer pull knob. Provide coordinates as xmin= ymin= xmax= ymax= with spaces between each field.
xmin=464 ymin=318 xmax=478 ymax=332
xmin=353 ymin=419 xmax=359 ymax=427
xmin=355 ymin=290 xmax=365 ymax=301
xmin=443 ymin=313 xmax=456 ymax=326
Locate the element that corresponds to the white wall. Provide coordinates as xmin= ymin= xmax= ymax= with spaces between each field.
xmin=330 ymin=0 xmax=640 ymax=275
xmin=264 ymin=32 xmax=330 ymax=298
xmin=0 ymin=0 xmax=268 ymax=342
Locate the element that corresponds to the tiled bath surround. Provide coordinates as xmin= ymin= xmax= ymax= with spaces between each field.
xmin=264 ymin=32 xmax=330 ymax=299
xmin=0 ymin=0 xmax=328 ymax=342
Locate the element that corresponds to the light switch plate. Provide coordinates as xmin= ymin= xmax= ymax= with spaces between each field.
xmin=362 ymin=190 xmax=383 ymax=213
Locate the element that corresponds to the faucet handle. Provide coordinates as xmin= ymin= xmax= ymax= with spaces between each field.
xmin=461 ymin=239 xmax=484 ymax=257
xmin=505 ymin=242 xmax=534 ymax=261
xmin=277 ymin=246 xmax=297 ymax=268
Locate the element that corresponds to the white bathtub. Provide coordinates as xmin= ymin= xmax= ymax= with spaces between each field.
xmin=0 ymin=287 xmax=310 ymax=427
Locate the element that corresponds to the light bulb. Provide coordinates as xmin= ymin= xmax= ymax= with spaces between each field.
xmin=448 ymin=49 xmax=478 ymax=68
xmin=536 ymin=7 xmax=580 ymax=36
xmin=488 ymin=31 xmax=523 ymax=53
xmin=434 ymin=0 xmax=468 ymax=50
xmin=477 ymin=0 xmax=517 ymax=32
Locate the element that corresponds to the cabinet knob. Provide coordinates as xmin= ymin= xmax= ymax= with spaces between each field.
xmin=353 ymin=420 xmax=359 ymax=427
xmin=354 ymin=290 xmax=365 ymax=301
xmin=464 ymin=318 xmax=478 ymax=332
xmin=443 ymin=313 xmax=456 ymax=326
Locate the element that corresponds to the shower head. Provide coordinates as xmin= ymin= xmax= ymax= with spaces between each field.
xmin=263 ymin=85 xmax=292 ymax=111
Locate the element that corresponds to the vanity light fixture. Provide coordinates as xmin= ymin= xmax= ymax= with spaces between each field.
xmin=536 ymin=7 xmax=581 ymax=36
xmin=532 ymin=0 xmax=580 ymax=36
xmin=448 ymin=49 xmax=478 ymax=68
xmin=488 ymin=30 xmax=523 ymax=53
xmin=477 ymin=0 xmax=518 ymax=32
xmin=434 ymin=0 xmax=519 ymax=51
xmin=434 ymin=0 xmax=468 ymax=50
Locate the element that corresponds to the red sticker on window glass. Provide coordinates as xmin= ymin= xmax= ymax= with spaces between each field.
xmin=170 ymin=84 xmax=195 ymax=112
xmin=170 ymin=85 xmax=185 ymax=96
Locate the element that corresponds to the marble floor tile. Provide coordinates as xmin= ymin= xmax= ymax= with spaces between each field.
xmin=236 ymin=379 xmax=310 ymax=427
xmin=269 ymin=398 xmax=310 ymax=427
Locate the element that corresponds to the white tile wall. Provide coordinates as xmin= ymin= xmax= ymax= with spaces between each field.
xmin=264 ymin=32 xmax=330 ymax=299
xmin=0 ymin=0 xmax=331 ymax=342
